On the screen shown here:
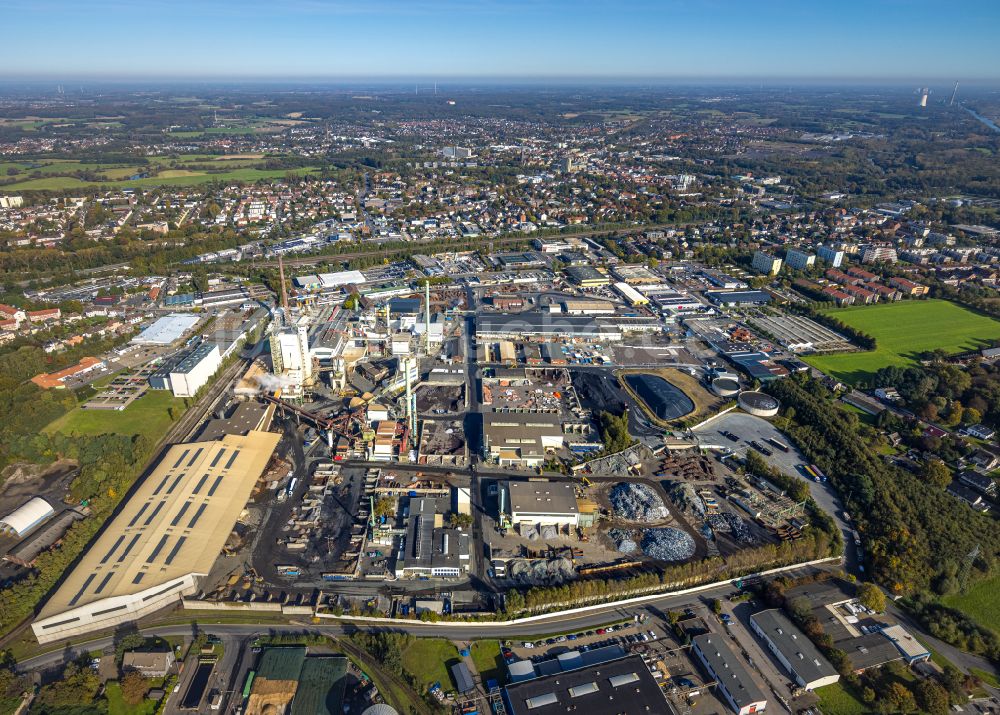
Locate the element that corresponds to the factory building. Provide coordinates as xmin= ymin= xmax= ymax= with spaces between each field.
xmin=564 ymin=265 xmax=611 ymax=287
xmin=168 ymin=343 xmax=221 ymax=398
xmin=394 ymin=497 xmax=470 ymax=579
xmin=502 ymin=480 xmax=579 ymax=527
xmin=132 ymin=313 xmax=200 ymax=346
xmin=503 ymin=654 xmax=669 ymax=715
xmin=750 ymin=610 xmax=840 ymax=690
xmin=482 ymin=412 xmax=564 ymax=467
xmin=31 ymin=430 xmax=281 ymax=644
xmin=270 ymin=321 xmax=313 ymax=396
xmin=476 ymin=313 xmax=621 ymax=342
xmin=692 ymin=634 xmax=768 ymax=715
xmin=613 ymin=281 xmax=649 ymax=307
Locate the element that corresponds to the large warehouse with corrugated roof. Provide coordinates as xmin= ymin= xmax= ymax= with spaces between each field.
xmin=31 ymin=430 xmax=280 ymax=644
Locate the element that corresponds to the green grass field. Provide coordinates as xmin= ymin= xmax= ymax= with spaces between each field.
xmin=943 ymin=573 xmax=1000 ymax=636
xmin=815 ymin=682 xmax=867 ymax=715
xmin=105 ymin=682 xmax=158 ymax=715
xmin=470 ymin=640 xmax=504 ymax=686
xmin=44 ymin=390 xmax=186 ymax=440
xmin=400 ymin=638 xmax=461 ymax=694
xmin=803 ymin=300 xmax=1000 ymax=384
xmin=3 ymin=166 xmax=320 ymax=191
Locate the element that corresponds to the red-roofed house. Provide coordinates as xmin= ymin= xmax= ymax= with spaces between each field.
xmin=27 ymin=308 xmax=61 ymax=323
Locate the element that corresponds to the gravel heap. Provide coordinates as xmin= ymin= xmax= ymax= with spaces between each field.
xmin=608 ymin=528 xmax=638 ymax=554
xmin=641 ymin=527 xmax=696 ymax=561
xmin=610 ymin=483 xmax=669 ymax=522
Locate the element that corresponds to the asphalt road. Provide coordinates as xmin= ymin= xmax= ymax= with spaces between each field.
xmin=18 ymin=563 xmax=828 ymax=673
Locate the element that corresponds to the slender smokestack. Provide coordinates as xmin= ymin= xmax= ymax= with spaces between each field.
xmin=278 ymin=255 xmax=290 ymax=315
xmin=424 ymin=281 xmax=431 ymax=353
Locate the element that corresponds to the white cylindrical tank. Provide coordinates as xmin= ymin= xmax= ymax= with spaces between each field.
xmin=711 ymin=377 xmax=740 ymax=397
xmin=738 ymin=391 xmax=780 ymax=418
xmin=362 ymin=705 xmax=400 ymax=715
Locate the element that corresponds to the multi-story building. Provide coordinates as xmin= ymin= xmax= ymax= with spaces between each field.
xmin=860 ymin=243 xmax=898 ymax=264
xmin=784 ymin=249 xmax=815 ymax=271
xmin=817 ymin=245 xmax=845 ymax=268
xmin=751 ymin=250 xmax=782 ymax=275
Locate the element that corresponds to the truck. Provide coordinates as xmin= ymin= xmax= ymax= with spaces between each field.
xmin=767 ymin=438 xmax=790 ymax=453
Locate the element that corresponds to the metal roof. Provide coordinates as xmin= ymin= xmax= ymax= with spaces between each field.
xmin=0 ymin=497 xmax=55 ymax=537
xmin=35 ymin=431 xmax=280 ymax=622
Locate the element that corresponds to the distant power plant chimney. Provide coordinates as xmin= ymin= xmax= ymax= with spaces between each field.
xmin=949 ymin=82 xmax=960 ymax=107
xmin=278 ymin=254 xmax=290 ymax=315
xmin=424 ymin=281 xmax=431 ymax=354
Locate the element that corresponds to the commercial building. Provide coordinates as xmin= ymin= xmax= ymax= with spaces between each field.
xmin=482 ymin=412 xmax=564 ymax=467
xmin=394 ymin=497 xmax=470 ymax=579
xmin=168 ymin=343 xmax=221 ymax=398
xmin=879 ymin=625 xmax=930 ymax=664
xmin=817 ymin=246 xmax=845 ymax=268
xmin=31 ymin=430 xmax=281 ymax=644
xmin=691 ymin=634 xmax=768 ymax=715
xmin=31 ymin=356 xmax=105 ymax=389
xmin=561 ymin=299 xmax=616 ymax=316
xmin=751 ymin=250 xmax=782 ymax=275
xmin=564 ymin=265 xmax=610 ymax=287
xmin=503 ymin=480 xmax=579 ymax=527
xmin=705 ymin=290 xmax=772 ymax=307
xmin=613 ymin=281 xmax=649 ymax=307
xmin=750 ymin=609 xmax=840 ymax=690
xmin=503 ymin=655 xmax=669 ymax=715
xmin=132 ymin=313 xmax=200 ymax=345
xmin=784 ymin=249 xmax=816 ymax=271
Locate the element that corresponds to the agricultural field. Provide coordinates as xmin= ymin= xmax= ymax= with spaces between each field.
xmin=803 ymin=300 xmax=1000 ymax=384
xmin=943 ymin=573 xmax=1000 ymax=636
xmin=0 ymin=154 xmax=321 ymax=191
xmin=44 ymin=389 xmax=186 ymax=441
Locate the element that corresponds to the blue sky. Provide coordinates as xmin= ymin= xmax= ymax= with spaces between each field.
xmin=3 ymin=0 xmax=998 ymax=80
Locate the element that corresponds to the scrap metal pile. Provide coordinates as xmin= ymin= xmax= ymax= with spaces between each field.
xmin=610 ymin=482 xmax=669 ymax=522
xmin=608 ymin=528 xmax=638 ymax=554
xmin=507 ymin=557 xmax=576 ymax=585
xmin=641 ymin=528 xmax=696 ymax=561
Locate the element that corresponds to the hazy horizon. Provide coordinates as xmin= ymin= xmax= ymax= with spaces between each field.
xmin=3 ymin=0 xmax=998 ymax=82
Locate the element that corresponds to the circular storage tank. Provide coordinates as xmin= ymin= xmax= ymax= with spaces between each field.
xmin=711 ymin=377 xmax=740 ymax=397
xmin=362 ymin=706 xmax=400 ymax=715
xmin=738 ymin=391 xmax=780 ymax=417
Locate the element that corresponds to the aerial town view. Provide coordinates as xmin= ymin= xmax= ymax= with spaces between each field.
xmin=0 ymin=2 xmax=999 ymax=715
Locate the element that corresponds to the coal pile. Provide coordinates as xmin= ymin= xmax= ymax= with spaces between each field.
xmin=610 ymin=483 xmax=669 ymax=523
xmin=609 ymin=528 xmax=638 ymax=554
xmin=641 ymin=528 xmax=696 ymax=561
